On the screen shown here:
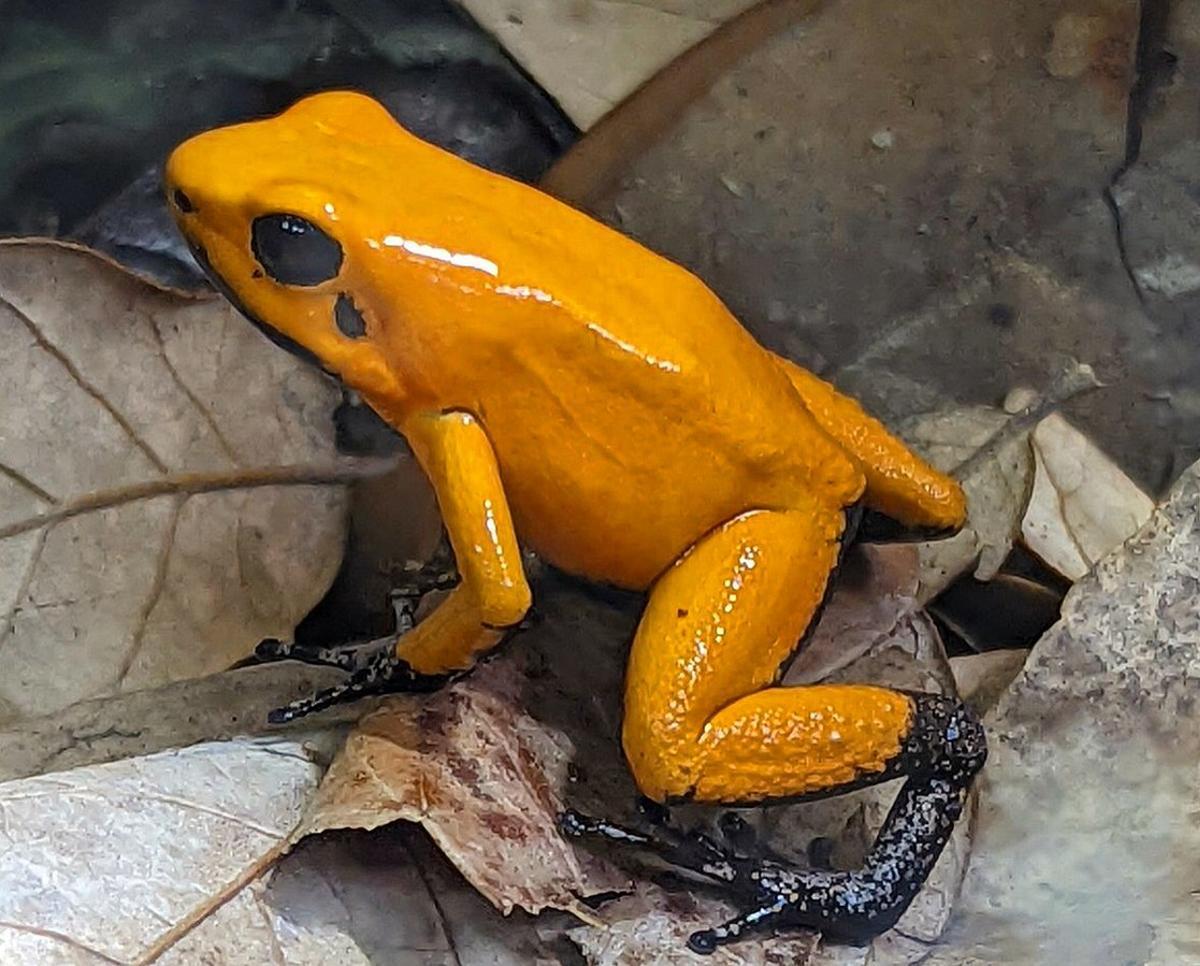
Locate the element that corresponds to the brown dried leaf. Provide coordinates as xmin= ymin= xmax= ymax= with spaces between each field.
xmin=161 ymin=826 xmax=563 ymax=966
xmin=301 ymin=659 xmax=627 ymax=917
xmin=0 ymin=729 xmax=561 ymax=965
xmin=785 ymin=543 xmax=920 ymax=685
xmin=569 ymin=883 xmax=819 ymax=965
xmin=0 ymin=239 xmax=353 ymax=722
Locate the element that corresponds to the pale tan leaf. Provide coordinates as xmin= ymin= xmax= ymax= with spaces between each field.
xmin=898 ymin=406 xmax=1034 ymax=599
xmin=0 ymin=240 xmax=351 ymax=721
xmin=0 ymin=662 xmax=364 ymax=784
xmin=895 ymin=362 xmax=1100 ymax=600
xmin=927 ymin=461 xmax=1200 ymax=964
xmin=949 ymin=649 xmax=1028 ymax=717
xmin=0 ymin=738 xmax=322 ymax=964
xmin=462 ymin=0 xmax=761 ymax=129
xmin=1020 ymin=412 xmax=1154 ymax=580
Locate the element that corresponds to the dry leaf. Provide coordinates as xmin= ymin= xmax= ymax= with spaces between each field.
xmin=160 ymin=826 xmax=562 ymax=966
xmin=463 ymin=0 xmax=761 ymax=129
xmin=541 ymin=0 xmax=826 ymax=206
xmin=0 ymin=662 xmax=365 ymax=784
xmin=1020 ymin=412 xmax=1154 ymax=580
xmin=0 ymin=738 xmax=322 ymax=964
xmin=785 ymin=543 xmax=920 ymax=685
xmin=949 ymin=649 xmax=1028 ymax=716
xmin=927 ymin=459 xmax=1200 ymax=964
xmin=0 ymin=240 xmax=351 ymax=721
xmin=898 ymin=406 xmax=1034 ymax=600
xmin=301 ymin=658 xmax=626 ymax=917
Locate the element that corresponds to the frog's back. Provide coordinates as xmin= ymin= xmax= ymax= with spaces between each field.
xmin=379 ymin=132 xmax=864 ymax=587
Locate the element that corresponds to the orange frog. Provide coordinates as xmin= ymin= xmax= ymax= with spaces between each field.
xmin=166 ymin=92 xmax=985 ymax=953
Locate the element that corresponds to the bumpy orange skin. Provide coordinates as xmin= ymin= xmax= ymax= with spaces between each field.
xmin=166 ymin=92 xmax=965 ymax=805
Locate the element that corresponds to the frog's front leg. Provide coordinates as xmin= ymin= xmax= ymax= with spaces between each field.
xmin=268 ymin=410 xmax=530 ymax=723
xmin=567 ymin=501 xmax=985 ymax=952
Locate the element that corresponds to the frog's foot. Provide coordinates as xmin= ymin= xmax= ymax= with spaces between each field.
xmin=261 ymin=549 xmax=462 ymax=723
xmin=248 ymin=589 xmax=419 ymax=674
xmin=562 ymin=752 xmax=979 ymax=953
xmin=251 ymin=633 xmax=397 ymax=673
xmin=266 ymin=648 xmax=451 ymax=724
xmin=560 ymin=808 xmax=787 ymax=949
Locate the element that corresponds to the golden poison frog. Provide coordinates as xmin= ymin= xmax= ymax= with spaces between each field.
xmin=166 ymin=92 xmax=985 ymax=953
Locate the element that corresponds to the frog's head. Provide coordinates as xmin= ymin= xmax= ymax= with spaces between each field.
xmin=164 ymin=91 xmax=408 ymax=406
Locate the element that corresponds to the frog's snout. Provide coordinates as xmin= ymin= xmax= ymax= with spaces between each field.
xmin=163 ymin=136 xmax=215 ymax=226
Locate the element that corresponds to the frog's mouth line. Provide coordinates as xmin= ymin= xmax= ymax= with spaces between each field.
xmin=187 ymin=237 xmax=324 ymax=372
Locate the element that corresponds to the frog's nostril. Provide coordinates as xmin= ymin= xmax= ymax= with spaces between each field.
xmin=172 ymin=188 xmax=196 ymax=213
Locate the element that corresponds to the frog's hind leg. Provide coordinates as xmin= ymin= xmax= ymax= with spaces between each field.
xmin=605 ymin=504 xmax=985 ymax=951
xmin=771 ymin=354 xmax=967 ymax=535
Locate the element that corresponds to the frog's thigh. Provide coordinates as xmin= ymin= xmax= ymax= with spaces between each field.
xmin=622 ymin=506 xmax=914 ymax=803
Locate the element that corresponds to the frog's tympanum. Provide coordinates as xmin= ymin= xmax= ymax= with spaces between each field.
xmin=166 ymin=92 xmax=985 ymax=953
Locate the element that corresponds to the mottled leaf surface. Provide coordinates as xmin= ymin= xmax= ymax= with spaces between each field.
xmin=303 ymin=659 xmax=627 ymax=917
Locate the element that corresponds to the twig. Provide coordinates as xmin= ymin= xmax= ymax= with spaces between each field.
xmin=952 ymin=360 xmax=1103 ymax=479
xmin=0 ymin=457 xmax=399 ymax=541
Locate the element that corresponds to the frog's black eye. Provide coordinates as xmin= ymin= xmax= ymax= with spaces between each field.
xmin=334 ymin=293 xmax=367 ymax=338
xmin=251 ymin=213 xmax=343 ymax=286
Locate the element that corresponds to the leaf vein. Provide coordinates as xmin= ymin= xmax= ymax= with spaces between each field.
xmin=115 ymin=495 xmax=183 ymax=686
xmin=0 ymin=920 xmax=124 ymax=964
xmin=0 ymin=526 xmax=49 ymax=649
xmin=0 ymin=459 xmax=57 ymax=505
xmin=0 ymin=458 xmax=394 ymax=543
xmin=147 ymin=313 xmax=241 ymax=466
xmin=1 ymin=293 xmax=169 ymax=473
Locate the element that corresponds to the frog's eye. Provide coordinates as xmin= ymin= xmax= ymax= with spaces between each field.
xmin=251 ymin=213 xmax=343 ymax=286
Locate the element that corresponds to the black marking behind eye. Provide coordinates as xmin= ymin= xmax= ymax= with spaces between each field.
xmin=334 ymin=293 xmax=367 ymax=338
xmin=252 ymin=213 xmax=343 ymax=286
xmin=173 ymin=188 xmax=195 ymax=213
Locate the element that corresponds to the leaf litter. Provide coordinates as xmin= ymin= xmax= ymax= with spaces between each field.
xmin=0 ymin=238 xmax=1111 ymax=964
xmin=0 ymin=391 xmax=1077 ymax=963
xmin=0 ymin=93 xmax=1130 ymax=966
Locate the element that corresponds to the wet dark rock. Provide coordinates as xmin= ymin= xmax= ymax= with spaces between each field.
xmin=4 ymin=0 xmax=574 ymax=286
